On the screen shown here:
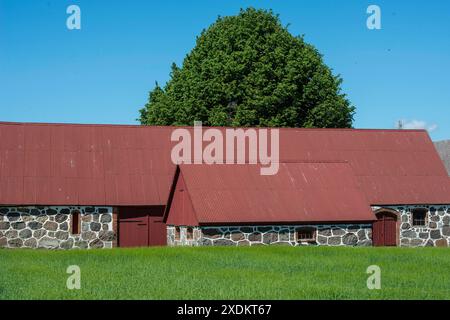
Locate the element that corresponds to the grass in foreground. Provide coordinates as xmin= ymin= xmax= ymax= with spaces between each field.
xmin=1 ymin=246 xmax=449 ymax=300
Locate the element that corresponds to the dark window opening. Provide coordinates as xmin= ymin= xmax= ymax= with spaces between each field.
xmin=71 ymin=210 xmax=81 ymax=235
xmin=186 ymin=227 xmax=193 ymax=240
xmin=296 ymin=227 xmax=316 ymax=242
xmin=412 ymin=208 xmax=427 ymax=226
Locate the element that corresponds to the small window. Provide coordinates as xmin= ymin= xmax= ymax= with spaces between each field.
xmin=175 ymin=226 xmax=181 ymax=240
xmin=186 ymin=227 xmax=193 ymax=240
xmin=296 ymin=227 xmax=316 ymax=242
xmin=412 ymin=208 xmax=427 ymax=226
xmin=71 ymin=210 xmax=81 ymax=235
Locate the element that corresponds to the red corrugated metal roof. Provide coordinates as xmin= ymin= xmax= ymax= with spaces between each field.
xmin=175 ymin=162 xmax=375 ymax=224
xmin=0 ymin=122 xmax=175 ymax=205
xmin=1 ymin=121 xmax=450 ymax=206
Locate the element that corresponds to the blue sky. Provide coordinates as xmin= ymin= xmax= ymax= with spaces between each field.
xmin=1 ymin=0 xmax=449 ymax=140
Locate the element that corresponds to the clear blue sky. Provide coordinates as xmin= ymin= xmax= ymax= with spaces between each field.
xmin=1 ymin=0 xmax=449 ymax=140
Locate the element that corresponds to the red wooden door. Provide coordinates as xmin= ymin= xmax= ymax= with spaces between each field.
xmin=118 ymin=206 xmax=166 ymax=247
xmin=373 ymin=212 xmax=397 ymax=246
xmin=148 ymin=215 xmax=167 ymax=246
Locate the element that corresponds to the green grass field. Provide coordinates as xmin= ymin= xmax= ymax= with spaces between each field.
xmin=1 ymin=246 xmax=449 ymax=300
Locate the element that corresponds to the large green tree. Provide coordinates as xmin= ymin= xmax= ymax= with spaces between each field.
xmin=139 ymin=8 xmax=354 ymax=128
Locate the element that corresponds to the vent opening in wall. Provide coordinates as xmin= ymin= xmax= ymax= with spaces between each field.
xmin=412 ymin=208 xmax=427 ymax=226
xmin=71 ymin=210 xmax=81 ymax=235
xmin=175 ymin=226 xmax=181 ymax=240
xmin=296 ymin=227 xmax=316 ymax=242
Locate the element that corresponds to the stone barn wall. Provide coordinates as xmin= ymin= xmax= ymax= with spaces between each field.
xmin=0 ymin=206 xmax=115 ymax=249
xmin=375 ymin=205 xmax=450 ymax=247
xmin=167 ymin=224 xmax=372 ymax=247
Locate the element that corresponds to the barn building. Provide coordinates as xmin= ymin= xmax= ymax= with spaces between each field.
xmin=0 ymin=122 xmax=450 ymax=249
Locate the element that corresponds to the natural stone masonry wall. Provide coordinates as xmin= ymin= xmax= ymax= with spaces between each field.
xmin=167 ymin=224 xmax=372 ymax=247
xmin=375 ymin=205 xmax=450 ymax=247
xmin=0 ymin=206 xmax=115 ymax=249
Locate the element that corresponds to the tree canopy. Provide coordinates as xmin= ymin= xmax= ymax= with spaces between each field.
xmin=139 ymin=8 xmax=355 ymax=128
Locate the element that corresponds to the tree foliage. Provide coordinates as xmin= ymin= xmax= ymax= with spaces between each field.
xmin=139 ymin=8 xmax=355 ymax=128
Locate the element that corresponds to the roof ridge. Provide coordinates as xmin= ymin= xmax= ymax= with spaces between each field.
xmin=0 ymin=121 xmax=428 ymax=132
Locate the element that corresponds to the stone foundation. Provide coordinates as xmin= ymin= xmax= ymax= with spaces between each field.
xmin=167 ymin=224 xmax=372 ymax=247
xmin=0 ymin=206 xmax=115 ymax=249
xmin=375 ymin=205 xmax=450 ymax=247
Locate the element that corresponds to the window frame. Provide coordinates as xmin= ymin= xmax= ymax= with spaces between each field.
xmin=186 ymin=227 xmax=194 ymax=240
xmin=174 ymin=226 xmax=181 ymax=240
xmin=411 ymin=208 xmax=428 ymax=227
xmin=296 ymin=227 xmax=316 ymax=242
